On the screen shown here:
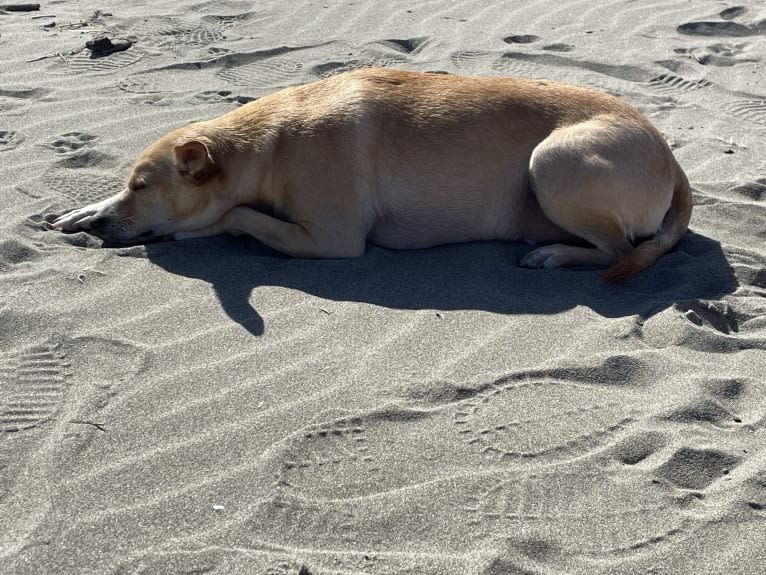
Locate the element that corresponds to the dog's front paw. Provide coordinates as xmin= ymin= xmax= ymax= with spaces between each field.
xmin=52 ymin=199 xmax=111 ymax=231
xmin=520 ymin=246 xmax=564 ymax=269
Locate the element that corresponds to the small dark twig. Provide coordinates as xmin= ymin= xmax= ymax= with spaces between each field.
xmin=69 ymin=420 xmax=107 ymax=432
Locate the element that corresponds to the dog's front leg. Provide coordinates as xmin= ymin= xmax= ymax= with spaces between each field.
xmin=173 ymin=217 xmax=238 ymax=241
xmin=175 ymin=205 xmax=364 ymax=258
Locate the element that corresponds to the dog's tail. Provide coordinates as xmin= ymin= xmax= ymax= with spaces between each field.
xmin=602 ymin=159 xmax=692 ymax=282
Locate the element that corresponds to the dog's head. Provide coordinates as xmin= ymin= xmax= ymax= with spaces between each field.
xmin=65 ymin=126 xmax=232 ymax=244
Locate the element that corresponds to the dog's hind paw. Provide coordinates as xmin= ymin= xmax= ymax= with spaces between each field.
xmin=520 ymin=245 xmax=564 ymax=268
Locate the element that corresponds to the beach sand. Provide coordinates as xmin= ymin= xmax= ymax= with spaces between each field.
xmin=1 ymin=1 xmax=765 ymax=573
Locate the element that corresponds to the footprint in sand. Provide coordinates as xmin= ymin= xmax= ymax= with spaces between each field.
xmin=452 ymin=376 xmax=635 ymax=461
xmin=741 ymin=471 xmax=766 ymax=513
xmin=0 ymin=237 xmax=53 ymax=273
xmin=46 ymin=132 xmax=97 ymax=153
xmin=450 ymin=48 xmax=560 ymax=78
xmin=272 ymin=408 xmax=443 ymax=499
xmin=664 ymin=398 xmax=738 ymax=428
xmin=647 ymin=73 xmax=713 ymax=96
xmin=199 ymin=12 xmax=259 ymax=29
xmin=0 ymin=336 xmax=144 ymax=435
xmin=0 ymin=88 xmax=49 ymax=100
xmin=175 ymin=26 xmax=226 ymax=47
xmin=42 ymin=168 xmax=123 ymax=206
xmin=664 ymin=376 xmax=762 ymax=430
xmin=188 ymin=0 xmax=258 ymax=16
xmin=117 ymin=76 xmax=171 ymax=96
xmin=730 ymin=178 xmax=766 ymax=201
xmin=724 ymin=247 xmax=766 ymax=290
xmin=42 ymin=133 xmax=122 ymax=204
xmin=274 ymin=416 xmax=374 ymax=496
xmin=380 ymin=37 xmax=428 ymax=54
xmin=677 ymin=20 xmax=766 ymax=37
xmin=450 ymin=50 xmax=495 ymax=71
xmin=0 ymin=129 xmax=24 ymax=152
xmin=126 ymin=16 xmax=226 ymax=48
xmin=273 ymin=354 xmax=660 ymax=500
xmin=0 ymin=340 xmax=70 ymax=433
xmin=193 ymin=90 xmax=255 ymax=105
xmin=451 ymin=354 xmax=662 ymax=463
xmin=605 ymin=431 xmax=668 ymax=466
xmin=44 ymin=47 xmax=145 ymax=76
xmin=720 ymin=98 xmax=766 ymax=127
xmin=491 ymin=53 xmax=550 ymax=77
xmin=674 ymin=300 xmax=739 ymax=334
xmin=216 ymin=58 xmax=304 ymax=87
xmin=464 ymin=469 xmax=691 ymax=555
xmin=542 ymin=43 xmax=575 ymax=52
xmin=0 ymin=88 xmax=50 ymax=115
xmin=503 ymin=34 xmax=540 ymax=44
xmin=655 ymin=447 xmax=741 ymax=490
xmin=641 ymin=299 xmax=765 ymax=352
xmin=674 ymin=43 xmax=755 ymax=66
xmin=720 ymin=7 xmax=748 ymax=20
xmin=253 ymin=463 xmax=690 ymax=567
xmin=493 ymin=50 xmax=646 ymax=87
xmin=119 ymin=69 xmax=227 ymax=103
xmin=0 ymin=340 xmax=70 ymax=557
xmin=52 ymin=148 xmax=118 ymax=170
xmin=0 ymin=336 xmax=145 ymax=552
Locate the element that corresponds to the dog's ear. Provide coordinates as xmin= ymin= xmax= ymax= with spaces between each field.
xmin=173 ymin=139 xmax=220 ymax=183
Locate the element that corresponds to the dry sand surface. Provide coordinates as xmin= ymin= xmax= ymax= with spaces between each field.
xmin=1 ymin=1 xmax=766 ymax=573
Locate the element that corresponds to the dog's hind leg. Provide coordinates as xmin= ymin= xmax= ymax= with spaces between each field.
xmin=520 ymin=116 xmax=674 ymax=274
xmin=520 ymin=241 xmax=625 ymax=269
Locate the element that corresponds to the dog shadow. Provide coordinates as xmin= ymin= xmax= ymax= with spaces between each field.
xmin=141 ymin=231 xmax=738 ymax=337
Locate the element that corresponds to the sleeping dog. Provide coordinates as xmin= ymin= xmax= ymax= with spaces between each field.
xmin=53 ymin=68 xmax=691 ymax=280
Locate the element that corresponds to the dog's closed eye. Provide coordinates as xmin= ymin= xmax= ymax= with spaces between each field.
xmin=130 ymin=181 xmax=147 ymax=192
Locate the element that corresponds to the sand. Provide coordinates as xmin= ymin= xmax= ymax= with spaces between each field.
xmin=1 ymin=1 xmax=765 ymax=573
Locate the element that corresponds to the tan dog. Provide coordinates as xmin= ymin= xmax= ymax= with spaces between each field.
xmin=53 ymin=68 xmax=691 ymax=280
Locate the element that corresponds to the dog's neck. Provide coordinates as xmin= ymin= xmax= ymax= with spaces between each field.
xmin=213 ymin=111 xmax=283 ymax=216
